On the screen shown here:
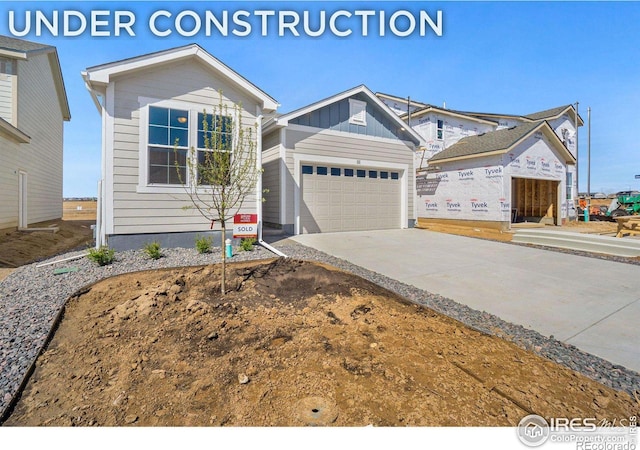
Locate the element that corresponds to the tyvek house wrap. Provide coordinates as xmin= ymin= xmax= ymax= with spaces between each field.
xmin=416 ymin=131 xmax=568 ymax=222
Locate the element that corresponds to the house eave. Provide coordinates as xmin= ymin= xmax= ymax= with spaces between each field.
xmin=0 ymin=117 xmax=31 ymax=143
xmin=47 ymin=51 xmax=71 ymax=121
xmin=0 ymin=48 xmax=28 ymax=60
xmin=84 ymin=44 xmax=279 ymax=113
xmin=404 ymin=106 xmax=498 ymax=126
xmin=430 ymin=121 xmax=576 ymax=165
xmin=430 ymin=149 xmax=507 ymax=165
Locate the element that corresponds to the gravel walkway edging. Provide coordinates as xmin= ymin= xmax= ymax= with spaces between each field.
xmin=0 ymin=245 xmax=275 ymax=422
xmin=1 ymin=240 xmax=638 ymax=423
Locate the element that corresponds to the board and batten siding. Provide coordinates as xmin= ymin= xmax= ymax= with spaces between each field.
xmin=109 ymin=59 xmax=260 ymax=235
xmin=289 ymin=92 xmax=404 ymax=141
xmin=283 ymin=127 xmax=415 ymax=226
xmin=261 ymin=129 xmax=281 ymax=225
xmin=14 ymin=52 xmax=64 ymax=225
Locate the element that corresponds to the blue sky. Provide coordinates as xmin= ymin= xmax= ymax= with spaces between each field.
xmin=2 ymin=1 xmax=639 ymax=197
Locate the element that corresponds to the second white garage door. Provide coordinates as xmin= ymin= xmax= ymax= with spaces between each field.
xmin=301 ymin=164 xmax=401 ymax=233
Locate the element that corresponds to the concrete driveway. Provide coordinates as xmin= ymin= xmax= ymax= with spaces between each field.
xmin=290 ymin=228 xmax=640 ymax=373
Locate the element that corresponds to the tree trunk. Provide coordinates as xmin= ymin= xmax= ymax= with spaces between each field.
xmin=221 ymin=221 xmax=226 ymax=295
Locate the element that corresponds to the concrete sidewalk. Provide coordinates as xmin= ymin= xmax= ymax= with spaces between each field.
xmin=290 ymin=228 xmax=640 ymax=373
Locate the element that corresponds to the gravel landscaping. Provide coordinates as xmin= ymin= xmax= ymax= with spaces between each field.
xmin=1 ymin=239 xmax=639 ymax=422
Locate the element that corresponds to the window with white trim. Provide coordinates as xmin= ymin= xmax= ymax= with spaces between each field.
xmin=197 ymin=112 xmax=233 ymax=185
xmin=349 ymin=99 xmax=367 ymax=126
xmin=143 ymin=104 xmax=236 ymax=188
xmin=148 ymin=106 xmax=189 ymax=185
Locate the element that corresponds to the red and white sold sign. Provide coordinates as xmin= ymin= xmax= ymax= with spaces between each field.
xmin=233 ymin=214 xmax=258 ymax=238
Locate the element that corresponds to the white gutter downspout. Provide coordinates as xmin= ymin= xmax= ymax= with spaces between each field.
xmin=256 ymin=112 xmax=287 ymax=258
xmin=82 ymin=73 xmax=106 ymax=249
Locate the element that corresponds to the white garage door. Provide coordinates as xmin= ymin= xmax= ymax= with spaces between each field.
xmin=301 ymin=164 xmax=401 ymax=233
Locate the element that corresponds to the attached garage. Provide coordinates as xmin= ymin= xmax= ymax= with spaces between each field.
xmin=417 ymin=121 xmax=576 ymax=230
xmin=511 ymin=177 xmax=561 ymax=225
xmin=300 ymin=164 xmax=402 ymax=233
xmin=262 ymin=85 xmax=423 ymax=235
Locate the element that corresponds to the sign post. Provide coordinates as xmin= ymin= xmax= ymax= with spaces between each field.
xmin=233 ymin=214 xmax=258 ymax=239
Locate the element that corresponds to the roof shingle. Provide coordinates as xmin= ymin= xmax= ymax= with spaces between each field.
xmin=429 ymin=121 xmax=543 ymax=162
xmin=524 ymin=105 xmax=573 ymax=121
xmin=0 ymin=35 xmax=53 ymax=54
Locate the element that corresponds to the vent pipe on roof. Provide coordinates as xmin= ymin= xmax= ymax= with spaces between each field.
xmin=443 ymin=101 xmax=446 ymax=109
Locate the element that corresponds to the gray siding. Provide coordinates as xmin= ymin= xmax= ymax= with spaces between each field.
xmin=289 ymin=93 xmax=405 ymax=140
xmin=0 ymin=52 xmax=64 ymax=229
xmin=261 ymin=133 xmax=280 ymax=225
xmin=262 ymin=127 xmax=280 ymax=151
xmin=109 ymin=59 xmax=260 ymax=235
xmin=0 ymin=135 xmax=20 ymax=229
xmin=17 ymin=52 xmax=65 ymax=225
xmin=284 ymin=128 xmax=415 ymax=225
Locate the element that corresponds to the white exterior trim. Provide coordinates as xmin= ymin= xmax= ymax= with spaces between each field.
xmin=272 ymin=84 xmax=423 ymax=146
xmin=256 ymin=106 xmax=263 ymax=236
xmin=0 ymin=49 xmax=28 ymax=60
xmin=84 ymin=44 xmax=278 ymax=112
xmin=18 ymin=170 xmax=27 ymax=228
xmin=409 ymin=107 xmax=497 ymax=126
xmin=279 ymin=128 xmax=287 ymax=225
xmin=104 ymin=82 xmax=115 ymax=236
xmin=137 ymin=97 xmax=191 ymax=194
xmin=136 ymin=95 xmax=239 ymax=194
xmin=293 ymin=153 xmax=409 ymax=235
xmin=348 ymin=98 xmax=367 ymax=126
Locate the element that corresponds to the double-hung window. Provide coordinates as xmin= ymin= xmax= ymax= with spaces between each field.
xmin=148 ymin=106 xmax=189 ymax=185
xmin=197 ymin=112 xmax=233 ymax=185
xmin=144 ymin=104 xmax=235 ymax=188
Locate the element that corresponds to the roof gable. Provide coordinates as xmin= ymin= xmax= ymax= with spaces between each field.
xmin=462 ymin=104 xmax=583 ymax=127
xmin=524 ymin=104 xmax=584 ymax=126
xmin=406 ymin=104 xmax=498 ymax=126
xmin=272 ymin=85 xmax=423 ymax=145
xmin=0 ymin=35 xmax=70 ymax=122
xmin=82 ymin=44 xmax=278 ymax=113
xmin=374 ymin=92 xmax=430 ymax=110
xmin=429 ymin=121 xmax=575 ymax=164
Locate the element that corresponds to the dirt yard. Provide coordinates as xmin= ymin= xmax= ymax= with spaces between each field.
xmin=0 ymin=220 xmax=94 ymax=269
xmin=4 ymin=258 xmax=637 ymax=427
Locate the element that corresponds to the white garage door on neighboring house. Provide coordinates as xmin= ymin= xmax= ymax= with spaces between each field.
xmin=300 ymin=164 xmax=401 ymax=233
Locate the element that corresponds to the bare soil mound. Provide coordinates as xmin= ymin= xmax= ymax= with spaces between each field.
xmin=4 ymin=259 xmax=636 ymax=426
